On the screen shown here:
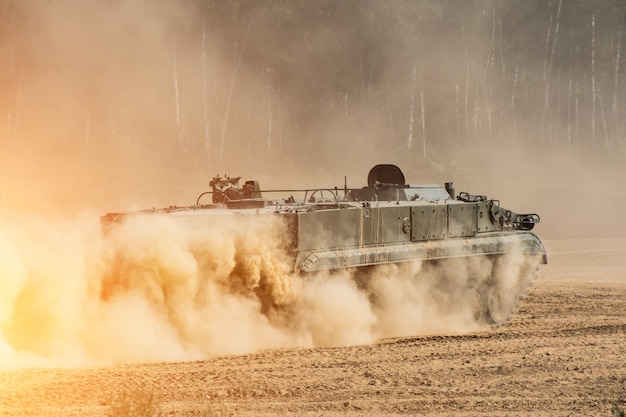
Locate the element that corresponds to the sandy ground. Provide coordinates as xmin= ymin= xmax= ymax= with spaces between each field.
xmin=0 ymin=238 xmax=625 ymax=417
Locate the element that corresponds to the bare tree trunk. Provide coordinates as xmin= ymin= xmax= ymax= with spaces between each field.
xmin=202 ymin=18 xmax=211 ymax=158
xmin=266 ymin=73 xmax=272 ymax=149
xmin=543 ymin=0 xmax=562 ymax=146
xmin=510 ymin=60 xmax=519 ymax=144
xmin=597 ymin=83 xmax=609 ymax=147
xmin=547 ymin=0 xmax=562 ymax=80
xmin=483 ymin=83 xmax=493 ymax=137
xmin=473 ymin=83 xmax=481 ymax=134
xmin=219 ymin=21 xmax=252 ymax=172
xmin=612 ymin=7 xmax=624 ymax=145
xmin=420 ymin=90 xmax=426 ymax=158
xmin=407 ymin=64 xmax=417 ymax=149
xmin=464 ymin=63 xmax=470 ymax=140
xmin=509 ymin=61 xmax=519 ymax=108
xmin=455 ymin=83 xmax=461 ymax=137
xmin=462 ymin=25 xmax=470 ymax=141
xmin=613 ymin=9 xmax=625 ymax=115
xmin=498 ymin=16 xmax=506 ymax=81
xmin=543 ymin=4 xmax=553 ymax=81
xmin=575 ymin=82 xmax=580 ymax=148
xmin=567 ymin=56 xmax=573 ymax=148
xmin=277 ymin=82 xmax=283 ymax=151
xmin=485 ymin=5 xmax=496 ymax=80
xmin=364 ymin=55 xmax=377 ymax=143
xmin=483 ymin=5 xmax=496 ymax=137
xmin=591 ymin=12 xmax=596 ymax=146
xmin=173 ymin=40 xmax=185 ymax=151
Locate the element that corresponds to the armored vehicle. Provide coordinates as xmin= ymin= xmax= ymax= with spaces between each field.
xmin=102 ymin=164 xmax=546 ymax=325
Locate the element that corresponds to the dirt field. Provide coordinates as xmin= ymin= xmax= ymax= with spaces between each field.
xmin=0 ymin=238 xmax=625 ymax=417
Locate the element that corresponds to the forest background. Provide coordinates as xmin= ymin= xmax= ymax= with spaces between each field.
xmin=0 ymin=0 xmax=624 ymax=238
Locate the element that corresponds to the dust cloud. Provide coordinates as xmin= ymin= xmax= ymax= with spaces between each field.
xmin=0 ymin=207 xmax=536 ymax=370
xmin=0 ymin=0 xmax=623 ymax=369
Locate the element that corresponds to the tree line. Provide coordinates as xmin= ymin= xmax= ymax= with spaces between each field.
xmin=0 ymin=0 xmax=624 ymax=174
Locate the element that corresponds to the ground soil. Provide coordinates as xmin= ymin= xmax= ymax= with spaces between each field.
xmin=0 ymin=238 xmax=625 ymax=417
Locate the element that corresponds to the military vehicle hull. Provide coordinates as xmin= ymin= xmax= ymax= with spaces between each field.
xmin=102 ymin=164 xmax=546 ymax=325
